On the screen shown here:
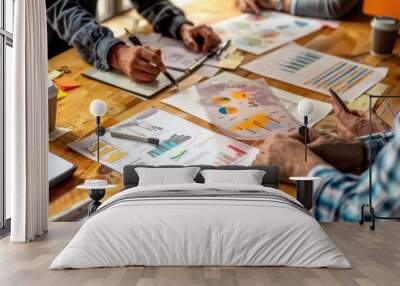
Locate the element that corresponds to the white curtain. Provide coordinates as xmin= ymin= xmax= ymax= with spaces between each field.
xmin=8 ymin=0 xmax=48 ymax=242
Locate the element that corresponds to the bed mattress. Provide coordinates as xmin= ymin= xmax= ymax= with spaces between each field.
xmin=50 ymin=183 xmax=350 ymax=269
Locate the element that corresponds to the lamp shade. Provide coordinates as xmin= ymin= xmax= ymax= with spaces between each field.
xmin=90 ymin=99 xmax=107 ymax=117
xmin=363 ymin=0 xmax=400 ymax=20
xmin=297 ymin=100 xmax=314 ymax=117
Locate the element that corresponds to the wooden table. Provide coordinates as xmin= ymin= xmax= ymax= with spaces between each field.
xmin=48 ymin=0 xmax=400 ymax=220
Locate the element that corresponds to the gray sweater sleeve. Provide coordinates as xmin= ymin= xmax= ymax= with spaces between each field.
xmin=46 ymin=0 xmax=124 ymax=70
xmin=46 ymin=0 xmax=191 ymax=70
xmin=292 ymin=0 xmax=359 ymax=20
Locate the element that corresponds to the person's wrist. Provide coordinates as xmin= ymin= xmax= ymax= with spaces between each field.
xmin=344 ymin=140 xmax=367 ymax=170
xmin=283 ymin=0 xmax=292 ymax=12
xmin=358 ymin=141 xmax=370 ymax=170
xmin=108 ymin=43 xmax=128 ymax=71
xmin=179 ymin=23 xmax=193 ymax=38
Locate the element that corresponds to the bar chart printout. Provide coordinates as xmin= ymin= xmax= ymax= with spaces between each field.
xmin=243 ymin=43 xmax=388 ymax=101
xmin=214 ymin=144 xmax=248 ymax=165
xmin=69 ymin=108 xmax=259 ymax=172
xmin=148 ymin=134 xmax=192 ymax=157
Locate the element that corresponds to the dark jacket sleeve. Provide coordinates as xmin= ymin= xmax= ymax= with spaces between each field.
xmin=130 ymin=0 xmax=192 ymax=39
xmin=46 ymin=0 xmax=124 ymax=70
xmin=293 ymin=0 xmax=359 ymax=20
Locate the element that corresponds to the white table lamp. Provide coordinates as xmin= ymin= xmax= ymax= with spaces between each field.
xmin=90 ymin=99 xmax=107 ymax=162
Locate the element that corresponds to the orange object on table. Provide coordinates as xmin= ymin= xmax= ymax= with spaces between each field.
xmin=363 ymin=0 xmax=400 ymax=20
xmin=54 ymin=76 xmax=81 ymax=92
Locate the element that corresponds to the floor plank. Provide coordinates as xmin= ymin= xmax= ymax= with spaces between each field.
xmin=1 ymin=222 xmax=399 ymax=286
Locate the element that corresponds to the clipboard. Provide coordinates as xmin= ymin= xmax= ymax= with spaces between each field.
xmin=82 ymin=48 xmax=219 ymax=99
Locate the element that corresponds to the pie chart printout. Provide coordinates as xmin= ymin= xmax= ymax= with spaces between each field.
xmin=197 ymin=80 xmax=300 ymax=140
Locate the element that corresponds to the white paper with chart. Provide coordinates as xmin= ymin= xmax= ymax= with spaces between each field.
xmin=243 ymin=43 xmax=388 ymax=101
xmin=196 ymin=80 xmax=300 ymax=140
xmin=162 ymin=72 xmax=332 ymax=128
xmin=69 ymin=108 xmax=259 ymax=173
xmin=213 ymin=12 xmax=321 ymax=55
xmin=137 ymin=33 xmax=206 ymax=71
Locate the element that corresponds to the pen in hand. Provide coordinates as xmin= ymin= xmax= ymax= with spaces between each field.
xmin=124 ymin=28 xmax=179 ymax=88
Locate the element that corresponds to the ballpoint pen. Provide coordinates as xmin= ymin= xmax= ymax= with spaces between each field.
xmin=124 ymin=28 xmax=179 ymax=88
xmin=329 ymin=88 xmax=350 ymax=113
xmin=183 ymin=45 xmax=221 ymax=76
xmin=215 ymin=40 xmax=231 ymax=60
xmin=110 ymin=130 xmax=160 ymax=146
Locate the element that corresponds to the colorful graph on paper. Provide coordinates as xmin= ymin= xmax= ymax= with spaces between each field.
xmin=243 ymin=43 xmax=388 ymax=101
xmin=69 ymin=108 xmax=259 ymax=172
xmin=196 ymin=80 xmax=300 ymax=140
xmin=148 ymin=134 xmax=192 ymax=157
xmin=214 ymin=144 xmax=248 ymax=165
xmin=213 ymin=11 xmax=321 ymax=55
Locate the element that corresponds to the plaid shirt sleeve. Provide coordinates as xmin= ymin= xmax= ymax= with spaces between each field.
xmin=308 ymin=116 xmax=400 ymax=221
xmin=356 ymin=130 xmax=394 ymax=164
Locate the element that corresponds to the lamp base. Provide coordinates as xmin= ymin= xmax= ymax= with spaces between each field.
xmin=95 ymin=126 xmax=106 ymax=136
xmin=289 ymin=177 xmax=319 ymax=210
xmin=296 ymin=180 xmax=314 ymax=210
xmin=88 ymin=188 xmax=105 ymax=216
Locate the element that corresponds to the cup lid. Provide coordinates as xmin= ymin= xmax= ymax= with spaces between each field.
xmin=371 ymin=17 xmax=400 ymax=31
xmin=48 ymin=79 xmax=58 ymax=99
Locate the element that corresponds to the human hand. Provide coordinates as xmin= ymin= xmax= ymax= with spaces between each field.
xmin=108 ymin=44 xmax=165 ymax=82
xmin=253 ymin=133 xmax=328 ymax=182
xmin=331 ymin=96 xmax=391 ymax=138
xmin=180 ymin=24 xmax=221 ymax=53
xmin=236 ymin=0 xmax=291 ymax=13
xmin=236 ymin=0 xmax=262 ymax=14
xmin=299 ymin=128 xmax=366 ymax=171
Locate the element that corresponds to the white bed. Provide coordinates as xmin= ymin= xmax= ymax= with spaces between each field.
xmin=50 ymin=183 xmax=350 ymax=269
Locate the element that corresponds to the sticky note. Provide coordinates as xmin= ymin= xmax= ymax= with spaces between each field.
xmin=54 ymin=76 xmax=81 ymax=91
xmin=217 ymin=53 xmax=244 ymax=70
xmin=347 ymin=94 xmax=378 ymax=112
xmin=48 ymin=70 xmax=63 ymax=81
xmin=366 ymin=83 xmax=389 ymax=96
xmin=57 ymin=89 xmax=69 ymax=99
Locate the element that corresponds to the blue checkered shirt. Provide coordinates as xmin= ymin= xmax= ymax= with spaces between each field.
xmin=308 ymin=116 xmax=399 ymax=221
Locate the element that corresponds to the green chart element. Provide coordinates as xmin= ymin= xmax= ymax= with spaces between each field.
xmin=235 ymin=36 xmax=263 ymax=47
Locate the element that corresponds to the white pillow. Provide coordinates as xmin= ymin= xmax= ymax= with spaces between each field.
xmin=136 ymin=167 xmax=201 ymax=186
xmin=200 ymin=169 xmax=266 ymax=185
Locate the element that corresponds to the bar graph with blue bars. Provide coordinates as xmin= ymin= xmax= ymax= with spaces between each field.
xmin=148 ymin=134 xmax=192 ymax=157
xmin=307 ymin=61 xmax=373 ymax=93
xmin=279 ymin=51 xmax=322 ymax=73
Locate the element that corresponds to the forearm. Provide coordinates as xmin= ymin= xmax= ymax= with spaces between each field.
xmin=289 ymin=0 xmax=359 ymax=19
xmin=46 ymin=0 xmax=123 ymax=70
xmin=309 ymin=131 xmax=400 ymax=221
xmin=130 ymin=0 xmax=192 ymax=39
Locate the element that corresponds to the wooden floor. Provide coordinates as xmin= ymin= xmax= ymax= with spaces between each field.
xmin=0 ymin=222 xmax=399 ymax=286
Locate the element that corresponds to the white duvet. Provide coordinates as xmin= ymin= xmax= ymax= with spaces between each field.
xmin=50 ymin=183 xmax=351 ymax=269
